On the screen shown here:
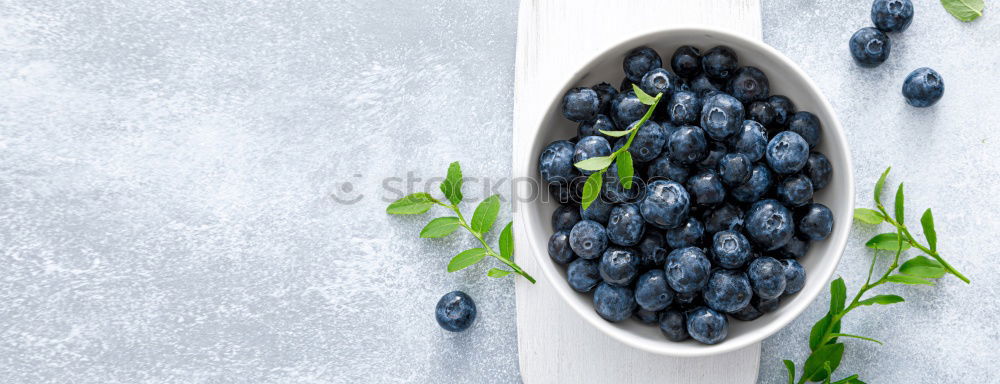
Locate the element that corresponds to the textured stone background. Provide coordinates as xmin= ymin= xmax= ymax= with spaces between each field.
xmin=0 ymin=0 xmax=996 ymax=383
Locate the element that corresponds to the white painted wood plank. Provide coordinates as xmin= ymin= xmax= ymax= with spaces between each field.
xmin=513 ymin=1 xmax=763 ymax=383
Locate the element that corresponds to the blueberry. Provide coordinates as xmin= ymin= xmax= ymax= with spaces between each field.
xmin=686 ymin=170 xmax=726 ymax=206
xmin=701 ymin=46 xmax=739 ymax=80
xmin=689 ymin=73 xmax=722 ymax=96
xmin=747 ymin=101 xmax=776 ymax=127
xmin=624 ymin=120 xmax=667 ymax=162
xmin=664 ymin=247 xmax=712 ymax=293
xmin=748 ymin=256 xmax=787 ymax=300
xmin=619 ymin=78 xmax=634 ymax=92
xmin=703 ymin=269 xmax=753 ymax=313
xmin=755 ymin=296 xmax=780 ymax=313
xmin=634 ymin=308 xmax=660 ymax=324
xmin=561 ymin=87 xmax=600 ymax=122
xmin=667 ymin=125 xmax=709 ymax=164
xmin=700 ymin=93 xmax=745 ymax=141
xmin=665 ymin=217 xmax=705 ymax=249
xmin=686 ymin=307 xmax=728 ymax=344
xmin=777 ymin=174 xmax=814 ymax=207
xmin=599 ymin=247 xmax=640 ymax=286
xmin=659 ymin=121 xmax=680 ymax=138
xmin=902 ymin=67 xmax=944 ymax=107
xmin=711 ymin=230 xmax=752 ymax=269
xmin=592 ymin=82 xmax=619 ymax=114
xmin=640 ymin=68 xmax=682 ymax=100
xmin=641 ymin=180 xmax=692 ymax=229
xmin=766 ymin=131 xmax=810 ymax=174
xmin=718 ymin=153 xmax=753 ymax=186
xmin=703 ymin=203 xmax=744 ymax=235
xmin=805 ymin=152 xmax=833 ymax=190
xmin=552 ymin=205 xmax=582 ymax=231
xmin=538 ymin=140 xmax=579 ymax=185
xmin=745 ymin=199 xmax=795 ymax=251
xmin=697 ymin=142 xmax=728 ymax=171
xmin=671 ymin=45 xmax=702 ymax=78
xmin=777 ymin=236 xmax=810 ymax=259
xmin=674 ymin=291 xmax=701 ymax=307
xmin=798 ymin=203 xmax=834 ymax=241
xmin=567 ymin=258 xmax=601 ymax=293
xmin=637 ymin=232 xmax=667 ymax=268
xmin=601 ymin=164 xmax=643 ymax=204
xmin=574 ymin=136 xmax=612 ymax=176
xmin=767 ymin=95 xmax=796 ymax=128
xmin=548 ymin=230 xmax=576 ymax=265
xmin=578 ymin=114 xmax=617 ymax=140
xmin=727 ymin=66 xmax=770 ymax=104
xmin=607 ymin=203 xmax=646 ymax=246
xmin=731 ymin=163 xmax=773 ymax=203
xmin=730 ymin=120 xmax=768 ymax=162
xmin=648 ymin=154 xmax=691 ymax=183
xmin=849 ymin=27 xmax=891 ymax=68
xmin=781 ymin=259 xmax=806 ymax=295
xmin=668 ymin=90 xmax=702 ymax=125
xmin=871 ymin=0 xmax=914 ymax=33
xmin=787 ymin=111 xmax=822 ymax=148
xmin=611 ymin=91 xmax=649 ymax=127
xmin=730 ymin=302 xmax=763 ymax=321
xmin=580 ymin=196 xmax=613 ymax=224
xmin=593 ymin=282 xmax=637 ymax=322
xmin=658 ymin=309 xmax=690 ymax=341
xmin=623 ymin=47 xmax=663 ymax=83
xmin=635 ymin=269 xmax=675 ymax=311
xmin=435 ymin=291 xmax=477 ymax=332
xmin=569 ymin=220 xmax=609 ymax=259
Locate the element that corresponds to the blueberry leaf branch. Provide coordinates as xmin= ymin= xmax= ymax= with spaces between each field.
xmin=386 ymin=162 xmax=536 ymax=283
xmin=575 ymin=84 xmax=662 ymax=210
xmin=784 ymin=166 xmax=969 ymax=383
xmin=940 ymin=0 xmax=984 ymax=22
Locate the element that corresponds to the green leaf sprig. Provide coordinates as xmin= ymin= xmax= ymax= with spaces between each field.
xmin=386 ymin=162 xmax=536 ymax=283
xmin=941 ymin=0 xmax=984 ymax=22
xmin=575 ymin=84 xmax=663 ymax=210
xmin=783 ymin=167 xmax=969 ymax=383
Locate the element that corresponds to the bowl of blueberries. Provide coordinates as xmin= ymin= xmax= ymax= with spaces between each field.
xmin=516 ymin=27 xmax=854 ymax=356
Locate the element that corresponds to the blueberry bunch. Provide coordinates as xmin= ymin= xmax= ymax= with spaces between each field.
xmin=540 ymin=45 xmax=835 ymax=345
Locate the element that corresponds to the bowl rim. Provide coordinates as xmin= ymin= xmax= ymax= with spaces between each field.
xmin=515 ymin=25 xmax=855 ymax=357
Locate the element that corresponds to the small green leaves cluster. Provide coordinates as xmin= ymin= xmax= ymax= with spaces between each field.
xmin=575 ymin=84 xmax=663 ymax=210
xmin=941 ymin=0 xmax=984 ymax=22
xmin=386 ymin=162 xmax=536 ymax=283
xmin=783 ymin=167 xmax=969 ymax=383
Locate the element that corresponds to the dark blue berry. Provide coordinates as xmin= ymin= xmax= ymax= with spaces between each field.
xmin=747 ymin=101 xmax=775 ymax=127
xmin=731 ymin=163 xmax=773 ymax=203
xmin=635 ymin=269 xmax=675 ymax=311
xmin=664 ymin=247 xmax=712 ymax=293
xmin=711 ymin=230 xmax=752 ymax=269
xmin=798 ymin=203 xmax=834 ymax=241
xmin=569 ymin=220 xmax=609 ymax=259
xmin=640 ymin=180 xmax=691 ymax=229
xmin=849 ymin=27 xmax=891 ymax=68
xmin=599 ymin=247 xmax=640 ymax=286
xmin=623 ymin=47 xmax=663 ymax=83
xmin=766 ymin=131 xmax=810 ymax=174
xmin=607 ymin=203 xmax=646 ymax=246
xmin=552 ymin=205 xmax=582 ymax=231
xmin=777 ymin=236 xmax=810 ymax=259
xmin=637 ymin=232 xmax=668 ymax=269
xmin=601 ymin=163 xmax=643 ymax=203
xmin=548 ymin=175 xmax=584 ymax=206
xmin=574 ymin=136 xmax=612 ymax=175
xmin=718 ymin=153 xmax=753 ymax=186
xmin=658 ymin=309 xmax=690 ymax=341
xmin=748 ymin=256 xmax=787 ymax=300
xmin=703 ymin=269 xmax=753 ymax=313
xmin=648 ymin=154 xmax=691 ymax=183
xmin=567 ymin=258 xmax=601 ymax=293
xmin=548 ymin=230 xmax=576 ymax=265
xmin=703 ymin=203 xmax=744 ymax=235
xmin=593 ymin=282 xmax=636 ymax=322
xmin=578 ymin=114 xmax=616 ymax=140
xmin=727 ymin=66 xmax=770 ymax=104
xmin=665 ymin=217 xmax=705 ymax=249
xmin=668 ymin=90 xmax=702 ymax=125
xmin=562 ymin=87 xmax=600 ymax=122
xmin=580 ymin=196 xmax=613 ymax=224
xmin=671 ymin=45 xmax=702 ymax=78
xmin=902 ymin=67 xmax=944 ymax=108
xmin=871 ymin=0 xmax=914 ymax=33
xmin=701 ymin=46 xmax=739 ymax=80
xmin=634 ymin=308 xmax=659 ymax=324
xmin=640 ymin=68 xmax=681 ymax=100
xmin=686 ymin=307 xmax=728 ymax=344
xmin=436 ymin=291 xmax=477 ymax=332
xmin=611 ymin=91 xmax=649 ymax=127
xmin=755 ymin=296 xmax=780 ymax=313
xmin=777 ymin=174 xmax=814 ymax=207
xmin=674 ymin=291 xmax=701 ymax=307
xmin=667 ymin=125 xmax=709 ymax=164
xmin=767 ymin=95 xmax=796 ymax=128
xmin=686 ymin=169 xmax=726 ymax=206
xmin=592 ymin=82 xmax=619 ymax=114
xmin=697 ymin=142 xmax=728 ymax=171
xmin=730 ymin=302 xmax=763 ymax=321
xmin=745 ymin=199 xmax=795 ymax=251
xmin=805 ymin=152 xmax=833 ymax=190
xmin=624 ymin=120 xmax=667 ymax=162
xmin=782 ymin=259 xmax=806 ymax=295
xmin=700 ymin=93 xmax=745 ymax=141
xmin=787 ymin=111 xmax=822 ymax=148
xmin=538 ymin=140 xmax=578 ymax=185
xmin=730 ymin=120 xmax=768 ymax=162
xmin=689 ymin=73 xmax=722 ymax=96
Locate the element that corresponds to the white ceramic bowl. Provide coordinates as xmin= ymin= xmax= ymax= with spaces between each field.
xmin=515 ymin=27 xmax=854 ymax=357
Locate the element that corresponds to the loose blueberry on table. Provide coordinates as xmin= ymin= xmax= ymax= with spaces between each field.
xmin=539 ymin=45 xmax=835 ymax=345
xmin=435 ymin=291 xmax=477 ymax=332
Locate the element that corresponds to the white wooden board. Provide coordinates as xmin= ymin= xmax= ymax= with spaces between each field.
xmin=512 ymin=1 xmax=763 ymax=382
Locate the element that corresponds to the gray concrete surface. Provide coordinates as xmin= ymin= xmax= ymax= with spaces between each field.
xmin=0 ymin=0 xmax=996 ymax=383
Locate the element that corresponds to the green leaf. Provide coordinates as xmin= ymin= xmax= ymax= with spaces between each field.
xmin=617 ymin=151 xmax=634 ymax=189
xmin=574 ymin=155 xmax=615 ymax=171
xmin=499 ymin=221 xmax=514 ymax=260
xmin=440 ymin=161 xmax=463 ymax=205
xmin=386 ymin=193 xmax=437 ymax=214
xmin=470 ymin=195 xmax=501 ymax=234
xmin=487 ymin=268 xmax=512 ymax=278
xmin=941 ymin=0 xmax=984 ymax=22
xmin=900 ymin=256 xmax=945 ymax=278
xmin=830 ymin=277 xmax=846 ymax=314
xmin=832 ymin=375 xmax=864 ymax=384
xmin=886 ymin=274 xmax=934 ymax=285
xmin=857 ymin=294 xmax=905 ymax=306
xmin=828 ymin=333 xmax=883 ymax=345
xmin=865 ymin=233 xmax=911 ymax=251
xmin=874 ymin=167 xmax=891 ymax=204
xmin=783 ymin=360 xmax=795 ymax=384
xmin=419 ymin=217 xmax=461 ymax=238
xmin=921 ymin=208 xmax=937 ymax=251
xmin=853 ymin=208 xmax=884 ymax=225
xmin=632 ymin=83 xmax=657 ymax=105
xmin=894 ymin=183 xmax=905 ymax=224
xmin=581 ymin=171 xmax=603 ymax=210
xmin=447 ymin=248 xmax=487 ymax=272
xmin=822 ymin=362 xmax=833 ymax=384
xmin=804 ymin=343 xmax=845 ymax=382
xmin=809 ymin=312 xmax=841 ymax=351
xmin=598 ymin=128 xmax=633 ymax=138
